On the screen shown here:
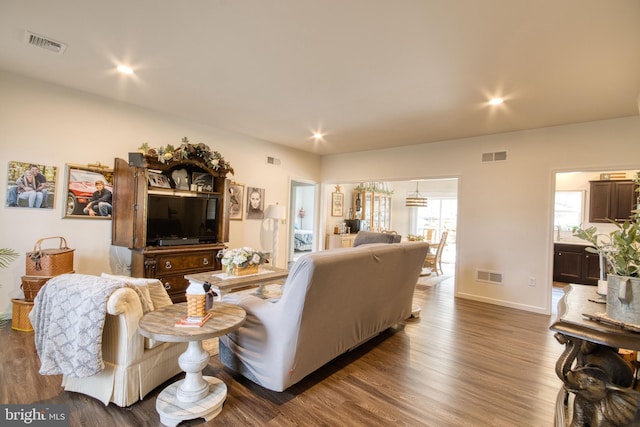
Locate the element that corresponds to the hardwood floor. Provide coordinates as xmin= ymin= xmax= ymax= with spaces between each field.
xmin=1 ymin=279 xmax=565 ymax=426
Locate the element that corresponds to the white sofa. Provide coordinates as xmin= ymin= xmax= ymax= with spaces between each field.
xmin=31 ymin=274 xmax=187 ymax=407
xmin=219 ymin=241 xmax=430 ymax=392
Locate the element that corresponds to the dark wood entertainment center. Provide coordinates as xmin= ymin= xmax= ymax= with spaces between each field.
xmin=111 ymin=155 xmax=231 ymax=303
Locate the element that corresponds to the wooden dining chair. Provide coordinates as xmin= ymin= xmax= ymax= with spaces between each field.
xmin=424 ymin=231 xmax=448 ymax=276
xmin=422 ymin=228 xmax=436 ymax=243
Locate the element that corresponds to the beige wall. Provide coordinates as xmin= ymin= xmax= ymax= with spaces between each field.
xmin=0 ymin=70 xmax=321 ymax=316
xmin=1 ymin=68 xmax=639 ymax=317
xmin=321 ymin=117 xmax=640 ymax=314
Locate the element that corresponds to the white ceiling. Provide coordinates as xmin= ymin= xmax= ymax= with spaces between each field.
xmin=1 ymin=1 xmax=639 ymax=156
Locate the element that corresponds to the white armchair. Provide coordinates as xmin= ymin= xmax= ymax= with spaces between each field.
xmin=33 ymin=274 xmax=187 ymax=407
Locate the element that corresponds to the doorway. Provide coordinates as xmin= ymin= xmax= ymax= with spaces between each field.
xmin=289 ymin=180 xmax=318 ymax=267
xmin=327 ymin=178 xmax=458 ymax=273
xmin=552 ymin=169 xmax=639 ymax=300
xmin=413 ymin=196 xmax=457 ymax=265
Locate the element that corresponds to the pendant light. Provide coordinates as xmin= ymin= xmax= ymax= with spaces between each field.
xmin=405 ymin=182 xmax=427 ymax=207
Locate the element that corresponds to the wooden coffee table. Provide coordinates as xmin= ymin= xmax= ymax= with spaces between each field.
xmin=185 ymin=266 xmax=289 ymax=301
xmin=138 ymin=302 xmax=246 ymax=426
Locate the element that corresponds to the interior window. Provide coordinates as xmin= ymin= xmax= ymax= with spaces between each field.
xmin=554 ymin=191 xmax=584 ymax=231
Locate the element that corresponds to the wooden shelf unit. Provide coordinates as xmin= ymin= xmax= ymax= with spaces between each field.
xmin=352 ymin=190 xmax=391 ymax=232
xmin=112 ymin=156 xmax=231 ymax=302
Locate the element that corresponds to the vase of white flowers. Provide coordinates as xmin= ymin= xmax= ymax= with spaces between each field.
xmin=217 ymin=247 xmax=266 ymax=276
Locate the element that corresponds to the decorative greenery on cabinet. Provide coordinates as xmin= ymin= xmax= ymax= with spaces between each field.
xmin=137 ymin=137 xmax=234 ymax=175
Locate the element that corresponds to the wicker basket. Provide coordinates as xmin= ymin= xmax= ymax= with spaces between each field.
xmin=232 ymin=264 xmax=259 ymax=276
xmin=26 ymin=236 xmax=75 ymax=276
xmin=21 ymin=275 xmax=52 ymax=302
xmin=11 ymin=299 xmax=34 ymax=332
xmin=186 ymin=294 xmax=206 ymax=318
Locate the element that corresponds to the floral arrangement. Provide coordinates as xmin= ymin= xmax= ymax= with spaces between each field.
xmin=217 ymin=247 xmax=267 ymax=273
xmin=137 ymin=137 xmax=234 ymax=175
xmin=354 ymin=182 xmax=394 ymax=195
xmin=406 ymin=234 xmax=425 ymax=242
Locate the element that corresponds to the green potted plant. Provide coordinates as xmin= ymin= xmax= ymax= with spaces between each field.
xmin=0 ymin=248 xmax=19 ymax=270
xmin=573 ymin=171 xmax=640 ymax=325
xmin=0 ymin=248 xmax=19 ymax=323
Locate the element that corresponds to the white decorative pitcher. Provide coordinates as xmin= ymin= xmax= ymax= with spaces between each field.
xmin=606 ymin=275 xmax=640 ymax=326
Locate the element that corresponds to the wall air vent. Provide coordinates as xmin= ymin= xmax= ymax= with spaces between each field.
xmin=481 ymin=151 xmax=508 ymax=162
xmin=476 ymin=269 xmax=503 ymax=285
xmin=266 ymin=156 xmax=281 ymax=166
xmin=24 ymin=31 xmax=67 ymax=54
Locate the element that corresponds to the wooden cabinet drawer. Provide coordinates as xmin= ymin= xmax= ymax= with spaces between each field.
xmin=157 ymin=273 xmax=190 ymax=303
xmin=132 ymin=243 xmax=225 ymax=303
xmin=156 ymin=251 xmax=215 ymax=274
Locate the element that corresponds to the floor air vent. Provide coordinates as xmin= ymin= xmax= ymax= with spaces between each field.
xmin=476 ymin=269 xmax=503 ymax=285
xmin=24 ymin=31 xmax=67 ymax=54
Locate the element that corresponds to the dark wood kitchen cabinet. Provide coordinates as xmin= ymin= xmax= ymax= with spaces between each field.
xmin=589 ymin=180 xmax=638 ymax=223
xmin=553 ymin=244 xmax=601 ymax=285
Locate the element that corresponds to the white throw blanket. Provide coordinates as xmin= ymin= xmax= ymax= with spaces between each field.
xmin=29 ymin=274 xmax=143 ymax=378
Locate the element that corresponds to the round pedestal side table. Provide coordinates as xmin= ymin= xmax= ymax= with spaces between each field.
xmin=138 ymin=302 xmax=246 ymax=427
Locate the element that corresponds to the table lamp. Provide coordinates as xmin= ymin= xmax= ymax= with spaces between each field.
xmin=265 ymin=203 xmax=286 ymax=267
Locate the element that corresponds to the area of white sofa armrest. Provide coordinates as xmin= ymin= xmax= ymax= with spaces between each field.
xmin=103 ymin=287 xmax=145 ymax=366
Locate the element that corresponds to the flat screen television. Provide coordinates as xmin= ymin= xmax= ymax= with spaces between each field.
xmin=146 ymin=194 xmax=218 ymax=246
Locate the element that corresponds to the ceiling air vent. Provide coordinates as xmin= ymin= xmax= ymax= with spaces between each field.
xmin=24 ymin=31 xmax=67 ymax=54
xmin=481 ymin=151 xmax=508 ymax=162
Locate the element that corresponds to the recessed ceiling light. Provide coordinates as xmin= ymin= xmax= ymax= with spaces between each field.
xmin=312 ymin=132 xmax=324 ymax=141
xmin=488 ymin=97 xmax=504 ymax=105
xmin=116 ymin=65 xmax=134 ymax=75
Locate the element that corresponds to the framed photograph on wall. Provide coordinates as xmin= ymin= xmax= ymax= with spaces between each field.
xmin=64 ymin=163 xmax=114 ymax=218
xmin=148 ymin=171 xmax=171 ymax=189
xmin=331 ymin=191 xmax=344 ymax=217
xmin=246 ymin=186 xmax=265 ymax=219
xmin=5 ymin=161 xmax=57 ymax=210
xmin=228 ymin=182 xmax=245 ymax=220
